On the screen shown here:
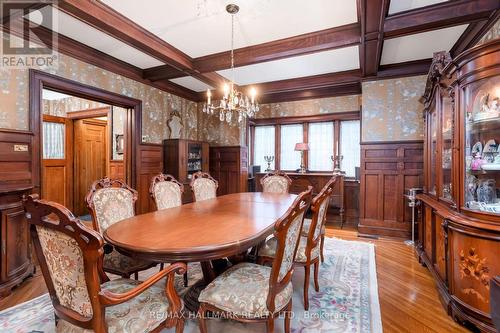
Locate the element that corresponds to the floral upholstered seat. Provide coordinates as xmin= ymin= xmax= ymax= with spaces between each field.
xmin=260 ymin=171 xmax=292 ymax=194
xmin=23 ymin=195 xmax=186 ymax=333
xmin=190 ymin=172 xmax=218 ymax=202
xmin=198 ymin=188 xmax=312 ymax=333
xmin=87 ymin=178 xmax=156 ymax=278
xmin=259 ymin=236 xmax=320 ymax=263
xmin=150 ymin=174 xmax=184 ymax=210
xmin=199 ymin=262 xmax=293 ymax=317
xmin=56 ymin=278 xmax=172 ymax=333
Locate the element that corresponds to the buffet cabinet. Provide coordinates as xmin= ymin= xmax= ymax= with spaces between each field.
xmin=417 ymin=40 xmax=500 ymax=332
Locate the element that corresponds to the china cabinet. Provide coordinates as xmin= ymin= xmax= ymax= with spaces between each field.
xmin=163 ymin=139 xmax=209 ymax=203
xmin=418 ymin=39 xmax=500 ymax=333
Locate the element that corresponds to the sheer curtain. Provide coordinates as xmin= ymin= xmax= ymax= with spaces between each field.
xmin=280 ymin=124 xmax=303 ymax=170
xmin=340 ymin=120 xmax=360 ymax=177
xmin=309 ymin=122 xmax=334 ymax=171
xmin=43 ymin=122 xmax=65 ymax=159
xmin=253 ymin=126 xmax=275 ymax=170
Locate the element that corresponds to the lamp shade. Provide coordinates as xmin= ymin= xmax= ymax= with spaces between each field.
xmin=295 ymin=143 xmax=309 ymax=151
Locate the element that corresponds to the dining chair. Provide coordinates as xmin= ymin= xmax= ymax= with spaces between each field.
xmin=190 ymin=171 xmax=218 ymax=202
xmin=86 ymin=177 xmax=156 ymax=279
xmin=259 ymin=177 xmax=337 ymax=310
xmin=24 ymin=194 xmax=186 ymax=333
xmin=150 ymin=173 xmax=184 ymax=210
xmin=260 ymin=171 xmax=292 ymax=194
xmin=197 ymin=187 xmax=312 ymax=333
xmin=149 ymin=173 xmax=189 ymax=287
xmin=301 ymin=177 xmax=337 ymax=263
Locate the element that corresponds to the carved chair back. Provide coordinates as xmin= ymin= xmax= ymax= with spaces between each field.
xmin=261 ymin=171 xmax=292 ymax=194
xmin=304 ymin=177 xmax=337 ymax=253
xmin=190 ymin=171 xmax=218 ymax=202
xmin=149 ymin=174 xmax=184 ymax=210
xmin=86 ymin=178 xmax=138 ymax=233
xmin=266 ymin=187 xmax=312 ymax=313
xmin=24 ymin=194 xmax=109 ymax=332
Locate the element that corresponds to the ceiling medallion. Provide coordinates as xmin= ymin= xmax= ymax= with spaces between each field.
xmin=202 ymin=4 xmax=260 ymax=124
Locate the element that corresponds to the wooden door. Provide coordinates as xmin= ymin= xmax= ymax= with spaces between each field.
xmin=41 ymin=115 xmax=73 ymax=210
xmin=74 ymin=118 xmax=108 ymax=216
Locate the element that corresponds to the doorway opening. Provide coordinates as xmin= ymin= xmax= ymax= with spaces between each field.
xmin=41 ymin=89 xmax=129 ymax=218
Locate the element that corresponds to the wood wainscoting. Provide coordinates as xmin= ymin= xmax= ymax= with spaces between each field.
xmin=209 ymin=146 xmax=248 ymax=196
xmin=136 ymin=144 xmax=163 ymax=214
xmin=358 ymin=141 xmax=423 ymax=238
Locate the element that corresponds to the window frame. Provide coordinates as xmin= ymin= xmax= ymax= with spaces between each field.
xmin=249 ymin=111 xmax=360 ymax=176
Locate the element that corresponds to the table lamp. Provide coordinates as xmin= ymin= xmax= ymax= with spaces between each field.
xmin=295 ymin=143 xmax=309 ymax=173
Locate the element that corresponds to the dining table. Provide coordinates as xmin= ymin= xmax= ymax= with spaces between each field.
xmin=103 ymin=191 xmax=297 ymax=312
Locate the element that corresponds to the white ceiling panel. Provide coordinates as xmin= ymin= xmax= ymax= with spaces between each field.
xmin=216 ymin=46 xmax=359 ymax=85
xmin=35 ymin=6 xmax=164 ymax=69
xmin=380 ymin=25 xmax=468 ymax=65
xmin=388 ymin=0 xmax=448 ymax=15
xmin=102 ymin=0 xmax=358 ymax=58
xmin=169 ymin=76 xmax=214 ymax=92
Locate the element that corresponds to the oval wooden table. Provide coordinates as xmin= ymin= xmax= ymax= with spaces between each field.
xmin=104 ymin=192 xmax=297 ymax=312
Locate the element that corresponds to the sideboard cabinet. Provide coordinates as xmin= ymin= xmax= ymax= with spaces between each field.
xmin=417 ymin=39 xmax=500 ymax=333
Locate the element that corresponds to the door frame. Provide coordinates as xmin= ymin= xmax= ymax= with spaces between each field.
xmin=30 ymin=69 xmax=142 ymax=194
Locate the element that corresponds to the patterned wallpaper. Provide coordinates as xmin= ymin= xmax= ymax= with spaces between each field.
xmin=43 ymin=96 xmax=107 ymax=117
xmin=476 ymin=17 xmax=500 ymax=46
xmin=257 ymin=95 xmax=361 ymax=118
xmin=197 ymin=103 xmax=242 ymax=146
xmin=0 ymin=33 xmax=198 ymax=143
xmin=362 ymin=75 xmax=426 ymax=142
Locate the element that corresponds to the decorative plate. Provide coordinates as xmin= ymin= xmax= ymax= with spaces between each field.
xmin=472 ymin=141 xmax=483 ymax=156
xmin=483 ymin=139 xmax=497 ymax=153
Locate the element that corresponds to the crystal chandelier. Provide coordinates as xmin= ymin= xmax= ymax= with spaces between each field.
xmin=202 ymin=4 xmax=259 ymax=124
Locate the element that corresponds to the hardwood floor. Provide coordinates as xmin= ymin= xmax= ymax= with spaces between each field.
xmin=0 ymin=221 xmax=470 ymax=333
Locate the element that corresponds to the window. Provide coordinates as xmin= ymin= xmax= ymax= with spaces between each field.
xmin=280 ymin=124 xmax=303 ymax=170
xmin=253 ymin=126 xmax=275 ymax=170
xmin=340 ymin=120 xmax=360 ymax=177
xmin=309 ymin=122 xmax=334 ymax=171
xmin=43 ymin=122 xmax=65 ymax=159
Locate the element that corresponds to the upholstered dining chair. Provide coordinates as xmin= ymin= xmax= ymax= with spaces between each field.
xmin=149 ymin=173 xmax=189 ymax=287
xmin=190 ymin=171 xmax=218 ymax=202
xmin=260 ymin=177 xmax=337 ymax=310
xmin=197 ymin=187 xmax=312 ymax=333
xmin=150 ymin=173 xmax=184 ymax=211
xmin=24 ymin=195 xmax=186 ymax=333
xmin=86 ymin=177 xmax=156 ymax=279
xmin=260 ymin=171 xmax=292 ymax=194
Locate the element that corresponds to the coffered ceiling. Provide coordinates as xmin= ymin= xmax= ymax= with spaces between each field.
xmin=4 ymin=0 xmax=498 ymax=102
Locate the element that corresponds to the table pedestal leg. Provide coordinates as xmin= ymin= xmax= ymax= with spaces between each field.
xmin=183 ymin=261 xmax=220 ymax=313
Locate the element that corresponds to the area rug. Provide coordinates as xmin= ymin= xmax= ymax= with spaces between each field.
xmin=0 ymin=238 xmax=382 ymax=333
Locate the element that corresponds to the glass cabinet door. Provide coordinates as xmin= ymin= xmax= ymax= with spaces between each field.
xmin=441 ymin=94 xmax=453 ymax=202
xmin=463 ymin=76 xmax=500 ymax=215
xmin=429 ymin=109 xmax=438 ymax=196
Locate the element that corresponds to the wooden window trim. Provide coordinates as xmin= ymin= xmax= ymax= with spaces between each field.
xmin=250 ymin=112 xmax=360 ymax=172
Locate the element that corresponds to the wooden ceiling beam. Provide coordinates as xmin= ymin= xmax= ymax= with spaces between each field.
xmin=2 ymin=15 xmax=199 ymax=101
xmin=450 ymin=10 xmax=499 ymax=57
xmin=376 ymin=59 xmax=432 ymax=79
xmin=192 ymin=23 xmax=361 ymax=73
xmin=384 ymin=0 xmax=499 ymax=38
xmin=57 ymin=0 xmax=227 ymax=89
xmin=358 ymin=0 xmax=389 ymax=77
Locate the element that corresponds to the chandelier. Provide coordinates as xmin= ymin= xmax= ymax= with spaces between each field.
xmin=202 ymin=4 xmax=260 ymax=123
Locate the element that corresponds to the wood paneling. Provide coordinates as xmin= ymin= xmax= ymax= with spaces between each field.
xmin=359 ymin=142 xmax=424 ymax=238
xmin=209 ymin=146 xmax=248 ymax=196
xmin=0 ymin=131 xmax=33 ymax=191
xmin=136 ymin=144 xmax=163 ymax=214
xmin=109 ymin=160 xmax=125 ymax=181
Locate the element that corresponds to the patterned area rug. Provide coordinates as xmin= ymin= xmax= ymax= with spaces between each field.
xmin=0 ymin=238 xmax=381 ymax=333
